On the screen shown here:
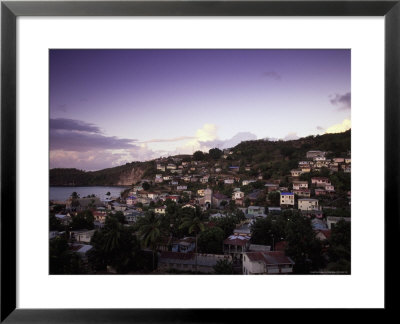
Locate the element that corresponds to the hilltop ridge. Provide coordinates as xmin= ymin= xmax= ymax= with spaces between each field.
xmin=50 ymin=130 xmax=350 ymax=186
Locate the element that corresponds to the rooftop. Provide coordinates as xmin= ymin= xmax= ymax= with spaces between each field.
xmin=245 ymin=251 xmax=294 ymax=265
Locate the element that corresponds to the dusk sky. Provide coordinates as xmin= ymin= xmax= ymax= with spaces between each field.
xmin=50 ymin=49 xmax=351 ymax=171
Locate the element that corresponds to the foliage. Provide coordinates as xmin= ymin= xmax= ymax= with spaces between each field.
xmin=193 ymin=150 xmax=205 ymax=161
xmin=267 ymin=191 xmax=280 ymax=206
xmin=213 ymin=259 xmax=234 ymax=274
xmin=70 ymin=210 xmax=94 ymax=230
xmin=49 ymin=236 xmax=86 ymax=274
xmin=89 ymin=217 xmax=143 ymax=273
xmin=50 ymin=213 xmax=63 ymax=231
xmin=327 ymin=219 xmax=351 ymax=273
xmin=142 ymin=181 xmax=150 ymax=191
xmin=209 ymin=148 xmax=223 ymax=160
xmin=198 ymin=227 xmax=225 ymax=254
xmin=285 ymin=213 xmax=324 ymax=273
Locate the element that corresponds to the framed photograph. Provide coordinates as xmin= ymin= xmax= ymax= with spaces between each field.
xmin=1 ymin=0 xmax=398 ymax=321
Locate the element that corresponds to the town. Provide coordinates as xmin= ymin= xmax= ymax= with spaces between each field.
xmin=50 ymin=134 xmax=351 ymax=275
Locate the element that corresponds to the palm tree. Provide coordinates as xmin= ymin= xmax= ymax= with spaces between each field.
xmin=179 ymin=207 xmax=205 ymax=272
xmin=137 ymin=212 xmax=163 ymax=271
xmin=103 ymin=217 xmax=122 ymax=254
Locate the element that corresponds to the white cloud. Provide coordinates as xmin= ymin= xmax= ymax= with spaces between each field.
xmin=325 ymin=119 xmax=351 ymax=134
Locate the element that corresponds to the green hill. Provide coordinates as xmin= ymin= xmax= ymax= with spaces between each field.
xmin=50 ymin=130 xmax=350 ymax=186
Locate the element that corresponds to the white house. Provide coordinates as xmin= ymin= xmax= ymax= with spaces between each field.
xmin=290 ymin=169 xmax=303 ymax=177
xmin=298 ymin=198 xmax=319 ymax=211
xmin=327 ymin=216 xmax=351 ymax=229
xmin=155 ymin=206 xmax=166 ymax=214
xmin=232 ymin=190 xmax=245 ymax=200
xmin=70 ymin=230 xmax=95 ymax=243
xmin=311 ymin=177 xmax=331 ymax=187
xmin=224 ymin=179 xmax=235 ymax=184
xmin=293 ymin=181 xmax=308 ymax=190
xmin=242 ymin=179 xmax=256 ymax=186
xmin=280 ymin=192 xmax=294 ymax=206
xmin=243 ymin=251 xmax=295 ymax=274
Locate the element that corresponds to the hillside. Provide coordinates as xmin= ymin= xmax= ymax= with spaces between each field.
xmin=50 ymin=130 xmax=350 ymax=186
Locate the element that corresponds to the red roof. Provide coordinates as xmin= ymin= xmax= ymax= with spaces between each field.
xmin=246 ymin=251 xmax=294 ymax=265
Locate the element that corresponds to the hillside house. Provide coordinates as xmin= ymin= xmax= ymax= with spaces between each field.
xmin=290 ymin=169 xmax=303 ymax=177
xmin=311 ymin=177 xmax=331 ymax=187
xmin=314 ymin=188 xmax=327 ymax=196
xmin=298 ymin=198 xmax=319 ymax=211
xmin=280 ymin=192 xmax=294 ymax=206
xmin=265 ymin=183 xmax=279 ymax=193
xmin=306 ymin=150 xmax=326 ymax=158
xmin=158 ymin=252 xmax=232 ymax=274
xmin=293 ymin=181 xmax=308 ymax=190
xmin=325 ymin=184 xmax=335 ymax=192
xmin=333 ymin=158 xmax=345 ymax=163
xmin=232 ymin=190 xmax=245 ymax=200
xmin=212 ymin=193 xmax=229 ymax=208
xmin=223 ymin=235 xmax=251 ymax=263
xmin=242 ymin=179 xmax=256 ymax=186
xmin=327 ymin=216 xmax=351 ymax=229
xmin=167 ymin=163 xmax=177 ymax=170
xmin=247 ymin=206 xmax=266 ymax=218
xmin=243 ymin=251 xmax=295 ymax=275
xmin=70 ymin=229 xmax=95 ymax=244
xmin=293 ymin=189 xmax=311 ymax=198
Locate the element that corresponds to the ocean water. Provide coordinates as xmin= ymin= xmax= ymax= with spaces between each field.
xmin=49 ymin=186 xmax=129 ymax=201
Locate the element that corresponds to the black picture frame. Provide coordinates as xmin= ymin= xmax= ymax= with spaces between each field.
xmin=1 ymin=0 xmax=398 ymax=322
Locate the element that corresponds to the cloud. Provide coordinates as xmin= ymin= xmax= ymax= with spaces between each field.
xmin=50 ymin=129 xmax=138 ymax=152
xmin=50 ymin=118 xmax=160 ymax=170
xmin=262 ymin=71 xmax=281 ymax=81
xmin=325 ymin=119 xmax=351 ymax=134
xmin=50 ymin=118 xmax=102 ymax=133
xmin=142 ymin=136 xmax=195 ymax=144
xmin=316 ymin=126 xmax=325 ymax=131
xmin=283 ymin=132 xmax=299 ymax=141
xmin=196 ymin=123 xmax=218 ymax=142
xmin=164 ymin=124 xmax=257 ymax=155
xmin=329 ymin=92 xmax=351 ymax=110
xmin=50 ymin=147 xmax=159 ymax=171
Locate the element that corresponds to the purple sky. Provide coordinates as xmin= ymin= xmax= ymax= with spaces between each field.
xmin=50 ymin=49 xmax=351 ymax=171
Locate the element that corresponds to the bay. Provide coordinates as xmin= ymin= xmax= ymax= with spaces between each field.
xmin=49 ymin=186 xmax=129 ymax=202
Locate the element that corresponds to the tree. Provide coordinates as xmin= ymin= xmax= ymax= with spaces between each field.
xmin=106 ymin=191 xmax=111 ymax=196
xmin=285 ymin=214 xmax=322 ymax=273
xmin=50 ymin=213 xmax=63 ymax=231
xmin=71 ymin=192 xmax=79 ymax=199
xmin=209 ymin=148 xmax=223 ymax=160
xmin=179 ymin=208 xmax=206 ymax=271
xmin=142 ymin=182 xmax=150 ymax=191
xmin=70 ymin=210 xmax=94 ymax=230
xmin=89 ymin=218 xmax=142 ymax=273
xmin=198 ymin=227 xmax=225 ymax=254
xmin=268 ymin=191 xmax=280 ymax=206
xmin=137 ymin=212 xmax=164 ymax=270
xmin=193 ymin=150 xmax=205 ymax=161
xmin=50 ymin=236 xmax=86 ymax=274
xmin=212 ymin=216 xmax=237 ymax=238
xmin=327 ymin=219 xmax=351 ymax=273
xmin=213 ymin=259 xmax=234 ymax=274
